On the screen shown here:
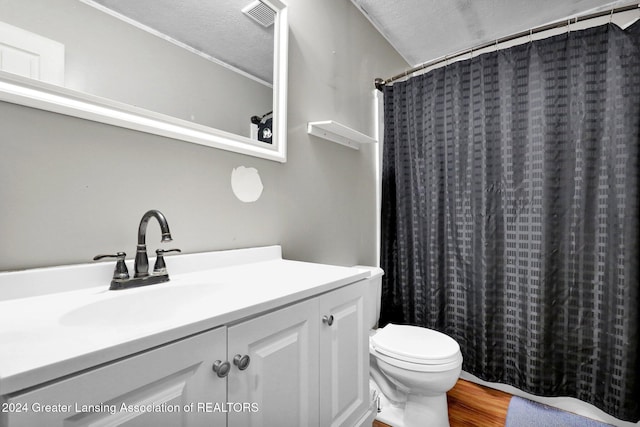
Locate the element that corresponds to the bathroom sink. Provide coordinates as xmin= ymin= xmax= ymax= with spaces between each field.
xmin=59 ymin=282 xmax=222 ymax=328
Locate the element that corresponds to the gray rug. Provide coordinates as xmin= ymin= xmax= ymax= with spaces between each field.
xmin=505 ymin=396 xmax=613 ymax=427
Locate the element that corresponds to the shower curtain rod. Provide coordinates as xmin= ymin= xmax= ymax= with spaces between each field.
xmin=374 ymin=3 xmax=639 ymax=91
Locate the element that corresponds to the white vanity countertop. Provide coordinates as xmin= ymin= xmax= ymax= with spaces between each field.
xmin=0 ymin=246 xmax=369 ymax=395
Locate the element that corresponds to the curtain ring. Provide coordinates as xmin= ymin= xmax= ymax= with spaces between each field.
xmin=469 ymin=47 xmax=473 ymax=60
xmin=567 ymin=19 xmax=571 ymax=34
xmin=495 ymin=39 xmax=499 ymax=51
xmin=529 ymin=29 xmax=533 ymax=43
xmin=609 ymin=9 xmax=614 ymax=24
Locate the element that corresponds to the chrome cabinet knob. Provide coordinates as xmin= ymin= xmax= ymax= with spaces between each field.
xmin=322 ymin=315 xmax=334 ymax=326
xmin=212 ymin=360 xmax=231 ymax=378
xmin=233 ymin=354 xmax=251 ymax=370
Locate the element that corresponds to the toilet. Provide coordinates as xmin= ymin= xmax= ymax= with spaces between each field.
xmin=358 ymin=266 xmax=463 ymax=427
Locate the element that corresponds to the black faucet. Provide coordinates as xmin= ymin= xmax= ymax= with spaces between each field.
xmin=94 ymin=210 xmax=181 ymax=290
xmin=134 ymin=209 xmax=172 ymax=278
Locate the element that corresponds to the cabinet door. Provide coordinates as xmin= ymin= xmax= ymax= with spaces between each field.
xmin=319 ymin=280 xmax=369 ymax=427
xmin=227 ymin=299 xmax=319 ymax=427
xmin=3 ymin=327 xmax=227 ymax=427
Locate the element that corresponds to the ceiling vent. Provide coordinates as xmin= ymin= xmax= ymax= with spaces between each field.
xmin=242 ymin=1 xmax=275 ymax=27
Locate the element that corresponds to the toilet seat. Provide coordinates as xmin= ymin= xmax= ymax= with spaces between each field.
xmin=371 ymin=324 xmax=462 ymax=371
xmin=372 ymin=348 xmax=462 ymax=372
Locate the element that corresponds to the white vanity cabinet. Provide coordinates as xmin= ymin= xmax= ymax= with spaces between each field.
xmin=227 ymin=279 xmax=368 ymax=427
xmin=318 ymin=279 xmax=368 ymax=427
xmin=1 ymin=276 xmax=371 ymax=427
xmin=2 ymin=327 xmax=228 ymax=427
xmin=227 ymin=297 xmax=320 ymax=427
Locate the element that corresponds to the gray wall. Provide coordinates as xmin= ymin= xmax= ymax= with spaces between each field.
xmin=0 ymin=0 xmax=407 ymax=272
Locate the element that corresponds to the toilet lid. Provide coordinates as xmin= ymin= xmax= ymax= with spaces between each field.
xmin=371 ymin=323 xmax=461 ymax=365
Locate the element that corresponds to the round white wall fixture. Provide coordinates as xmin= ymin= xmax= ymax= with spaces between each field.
xmin=231 ymin=166 xmax=263 ymax=202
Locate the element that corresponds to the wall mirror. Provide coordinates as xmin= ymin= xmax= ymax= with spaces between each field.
xmin=0 ymin=0 xmax=288 ymax=162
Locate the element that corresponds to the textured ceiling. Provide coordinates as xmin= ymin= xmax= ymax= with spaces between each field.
xmin=351 ymin=0 xmax=634 ymax=67
xmin=89 ymin=0 xmax=274 ymax=84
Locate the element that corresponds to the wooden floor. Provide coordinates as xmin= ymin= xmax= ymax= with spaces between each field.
xmin=372 ymin=379 xmax=512 ymax=427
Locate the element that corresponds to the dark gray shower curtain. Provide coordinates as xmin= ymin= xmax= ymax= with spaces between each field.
xmin=380 ymin=23 xmax=640 ymax=421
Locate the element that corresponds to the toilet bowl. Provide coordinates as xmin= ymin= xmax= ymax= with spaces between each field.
xmin=370 ymin=323 xmax=462 ymax=427
xmin=356 ymin=266 xmax=463 ymax=427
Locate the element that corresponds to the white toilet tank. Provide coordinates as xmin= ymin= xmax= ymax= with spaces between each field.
xmin=354 ymin=266 xmax=384 ymax=329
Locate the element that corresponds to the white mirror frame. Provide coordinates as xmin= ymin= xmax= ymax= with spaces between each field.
xmin=0 ymin=0 xmax=288 ymax=163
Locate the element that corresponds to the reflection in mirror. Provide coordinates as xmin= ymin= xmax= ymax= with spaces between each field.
xmin=0 ymin=0 xmax=288 ymax=161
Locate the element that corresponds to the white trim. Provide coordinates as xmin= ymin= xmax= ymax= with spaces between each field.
xmin=373 ymin=89 xmax=384 ymax=268
xmin=0 ymin=71 xmax=285 ymax=161
xmin=269 ymin=0 xmax=289 ymax=162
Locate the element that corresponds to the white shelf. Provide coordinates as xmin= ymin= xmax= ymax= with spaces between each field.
xmin=307 ymin=120 xmax=377 ymax=150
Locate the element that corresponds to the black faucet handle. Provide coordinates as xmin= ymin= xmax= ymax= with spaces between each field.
xmin=156 ymin=248 xmax=182 ymax=255
xmin=153 ymin=248 xmax=182 ymax=273
xmin=93 ymin=251 xmax=126 ymax=261
xmin=93 ymin=252 xmax=130 ymax=280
